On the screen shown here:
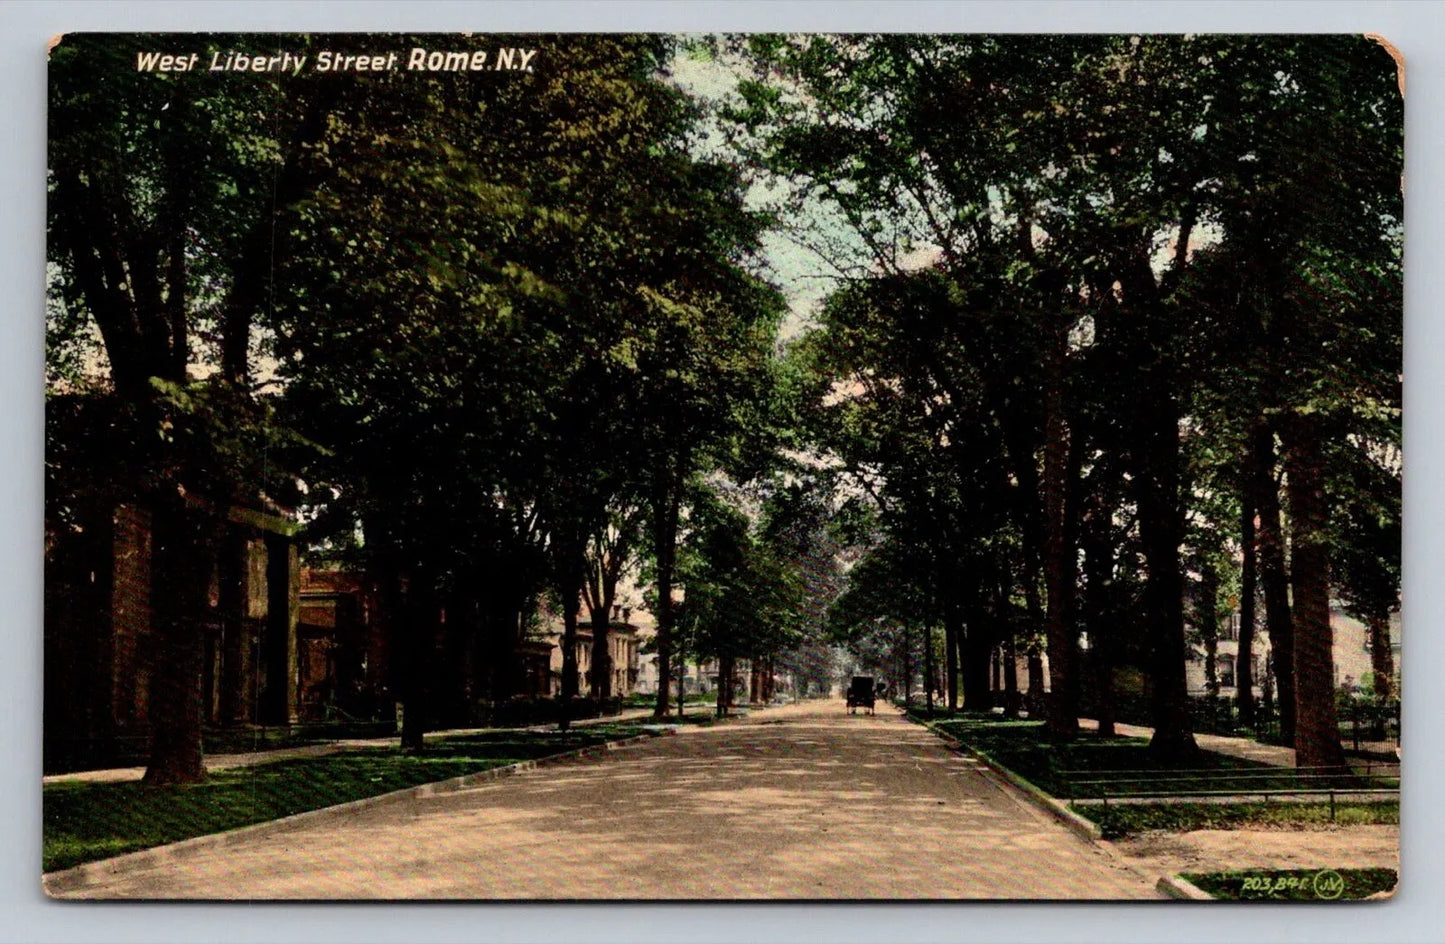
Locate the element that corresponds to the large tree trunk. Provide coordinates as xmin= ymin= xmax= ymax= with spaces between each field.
xmin=961 ymin=586 xmax=994 ymax=712
xmin=1022 ymin=577 xmax=1046 ymax=714
xmin=1237 ymin=477 xmax=1258 ymax=728
xmin=378 ymin=561 xmax=433 ymax=755
xmin=1136 ymin=405 xmax=1197 ymax=762
xmin=1254 ymin=424 xmax=1296 ymax=743
xmin=676 ymin=645 xmax=686 ymax=717
xmin=588 ymin=605 xmax=613 ymax=701
xmin=942 ymin=600 xmax=961 ymax=712
xmin=1368 ymin=613 xmax=1394 ymax=701
xmin=1200 ymin=561 xmax=1220 ymax=697
xmin=1042 ymin=314 xmax=1077 ymax=739
xmin=558 ymin=597 xmax=580 ymax=730
xmin=1081 ymin=494 xmax=1116 ymax=737
xmin=142 ymin=493 xmax=214 ymax=785
xmin=651 ymin=486 xmax=680 ymax=719
xmin=1282 ymin=419 xmax=1349 ymax=772
xmin=216 ymin=524 xmax=249 ymax=726
xmin=555 ymin=531 xmax=587 ymax=730
xmin=902 ymin=626 xmax=914 ymax=711
xmin=1003 ymin=634 xmax=1020 ymax=719
xmin=261 ymin=534 xmax=298 ymax=727
xmin=1000 ymin=395 xmax=1049 ymax=720
xmin=397 ymin=580 xmax=434 ymax=753
xmin=486 ymin=587 xmax=522 ymax=702
xmin=961 ymin=630 xmax=992 ymax=712
xmin=716 ymin=651 xmax=734 ymax=717
xmin=1102 ymin=238 xmax=1196 ymax=760
xmin=995 ymin=573 xmax=1021 ymax=718
xmin=922 ymin=625 xmax=934 ymax=715
xmin=1094 ymin=631 xmax=1116 ymax=738
xmin=584 ymin=516 xmax=633 ymax=704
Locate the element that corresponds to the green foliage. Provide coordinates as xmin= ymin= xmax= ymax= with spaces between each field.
xmin=677 ymin=481 xmax=810 ymax=662
xmin=728 ymin=34 xmax=1401 ymax=730
xmin=46 ymin=32 xmax=1402 ymax=763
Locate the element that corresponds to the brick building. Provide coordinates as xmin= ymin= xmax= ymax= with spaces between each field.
xmin=44 ymin=501 xmax=301 ymax=772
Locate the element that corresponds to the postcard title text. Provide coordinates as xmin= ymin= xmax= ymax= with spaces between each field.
xmin=136 ymin=48 xmax=538 ymax=75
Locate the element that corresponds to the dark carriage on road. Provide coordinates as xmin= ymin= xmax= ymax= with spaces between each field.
xmin=846 ymin=676 xmax=876 ymax=715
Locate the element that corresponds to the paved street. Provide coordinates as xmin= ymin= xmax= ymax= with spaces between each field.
xmin=50 ymin=700 xmax=1160 ymax=899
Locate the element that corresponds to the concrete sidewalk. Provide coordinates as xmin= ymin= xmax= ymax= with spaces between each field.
xmin=43 ymin=706 xmax=667 ymax=785
xmin=46 ymin=699 xmax=1160 ymax=900
xmin=1078 ymin=719 xmax=1399 ymax=769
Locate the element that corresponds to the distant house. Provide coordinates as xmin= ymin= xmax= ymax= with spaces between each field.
xmin=514 ymin=640 xmax=554 ymax=698
xmin=1184 ymin=605 xmax=1402 ymax=699
xmin=636 ymin=647 xmax=788 ymax=705
xmin=537 ymin=604 xmax=645 ymax=698
xmin=295 ymin=568 xmax=389 ymax=722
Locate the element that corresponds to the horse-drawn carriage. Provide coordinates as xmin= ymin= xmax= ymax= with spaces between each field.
xmin=846 ymin=676 xmax=876 ymax=715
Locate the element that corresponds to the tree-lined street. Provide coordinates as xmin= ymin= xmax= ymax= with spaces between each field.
xmin=46 ymin=702 xmax=1157 ymax=899
xmin=44 ymin=31 xmax=1401 ymax=902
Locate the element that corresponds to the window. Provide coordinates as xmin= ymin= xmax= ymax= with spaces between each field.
xmin=1219 ymin=654 xmax=1236 ymax=689
xmin=1220 ymin=613 xmax=1238 ymax=642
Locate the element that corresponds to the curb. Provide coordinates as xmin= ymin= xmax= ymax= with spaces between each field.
xmin=908 ymin=715 xmax=1103 ymax=843
xmin=965 ymin=744 xmax=1105 ymax=843
xmin=43 ymin=730 xmax=666 ymax=897
xmin=1156 ymin=874 xmax=1215 ymax=900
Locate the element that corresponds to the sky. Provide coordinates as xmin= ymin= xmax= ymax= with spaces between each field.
xmin=668 ymin=43 xmax=858 ymax=340
xmin=668 ymin=37 xmax=1233 ymax=343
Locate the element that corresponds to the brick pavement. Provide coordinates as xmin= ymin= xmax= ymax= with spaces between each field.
xmin=48 ymin=700 xmax=1160 ymax=900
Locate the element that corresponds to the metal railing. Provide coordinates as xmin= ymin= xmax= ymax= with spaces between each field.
xmin=1060 ymin=764 xmax=1400 ymax=821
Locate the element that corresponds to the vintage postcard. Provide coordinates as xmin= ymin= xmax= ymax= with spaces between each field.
xmin=43 ymin=32 xmax=1401 ymax=901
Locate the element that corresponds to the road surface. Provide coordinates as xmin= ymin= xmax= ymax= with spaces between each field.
xmin=49 ymin=700 xmax=1159 ymax=899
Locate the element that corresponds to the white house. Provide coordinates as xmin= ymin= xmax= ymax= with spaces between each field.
xmin=1184 ymin=605 xmax=1401 ymax=698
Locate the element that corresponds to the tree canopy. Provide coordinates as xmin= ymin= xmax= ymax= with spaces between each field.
xmin=46 ymin=32 xmax=1402 ymax=778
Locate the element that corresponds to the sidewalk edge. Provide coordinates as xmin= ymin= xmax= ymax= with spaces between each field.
xmin=1156 ymin=874 xmax=1216 ymax=900
xmin=967 ymin=743 xmax=1105 ymax=843
xmin=908 ymin=715 xmax=1103 ymax=843
xmin=43 ymin=730 xmax=665 ymax=898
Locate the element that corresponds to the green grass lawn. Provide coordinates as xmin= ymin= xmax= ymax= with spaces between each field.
xmin=915 ymin=715 xmax=1398 ymax=837
xmin=44 ymin=725 xmax=651 ymax=873
xmin=1183 ymin=867 xmax=1396 ymax=901
xmin=620 ymin=692 xmax=720 ymax=709
xmin=1094 ymin=801 xmax=1399 ymax=838
xmin=653 ymin=713 xmax=720 ymax=726
xmin=926 ymin=716 xmax=1287 ymax=795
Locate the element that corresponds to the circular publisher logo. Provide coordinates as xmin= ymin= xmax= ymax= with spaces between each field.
xmin=1313 ymin=869 xmax=1345 ymax=900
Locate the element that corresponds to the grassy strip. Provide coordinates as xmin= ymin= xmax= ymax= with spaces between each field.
xmin=46 ymin=723 xmax=408 ymax=775
xmin=1183 ymin=867 xmax=1396 ymax=901
xmin=620 ymin=693 xmax=720 ymax=709
xmin=44 ymin=725 xmax=649 ymax=873
xmin=1092 ymin=801 xmax=1399 ymax=838
xmin=202 ymin=721 xmax=396 ymax=756
xmin=660 ymin=714 xmax=720 ymax=726
xmin=910 ymin=714 xmax=1398 ymax=838
xmin=926 ymin=717 xmax=1285 ymax=796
